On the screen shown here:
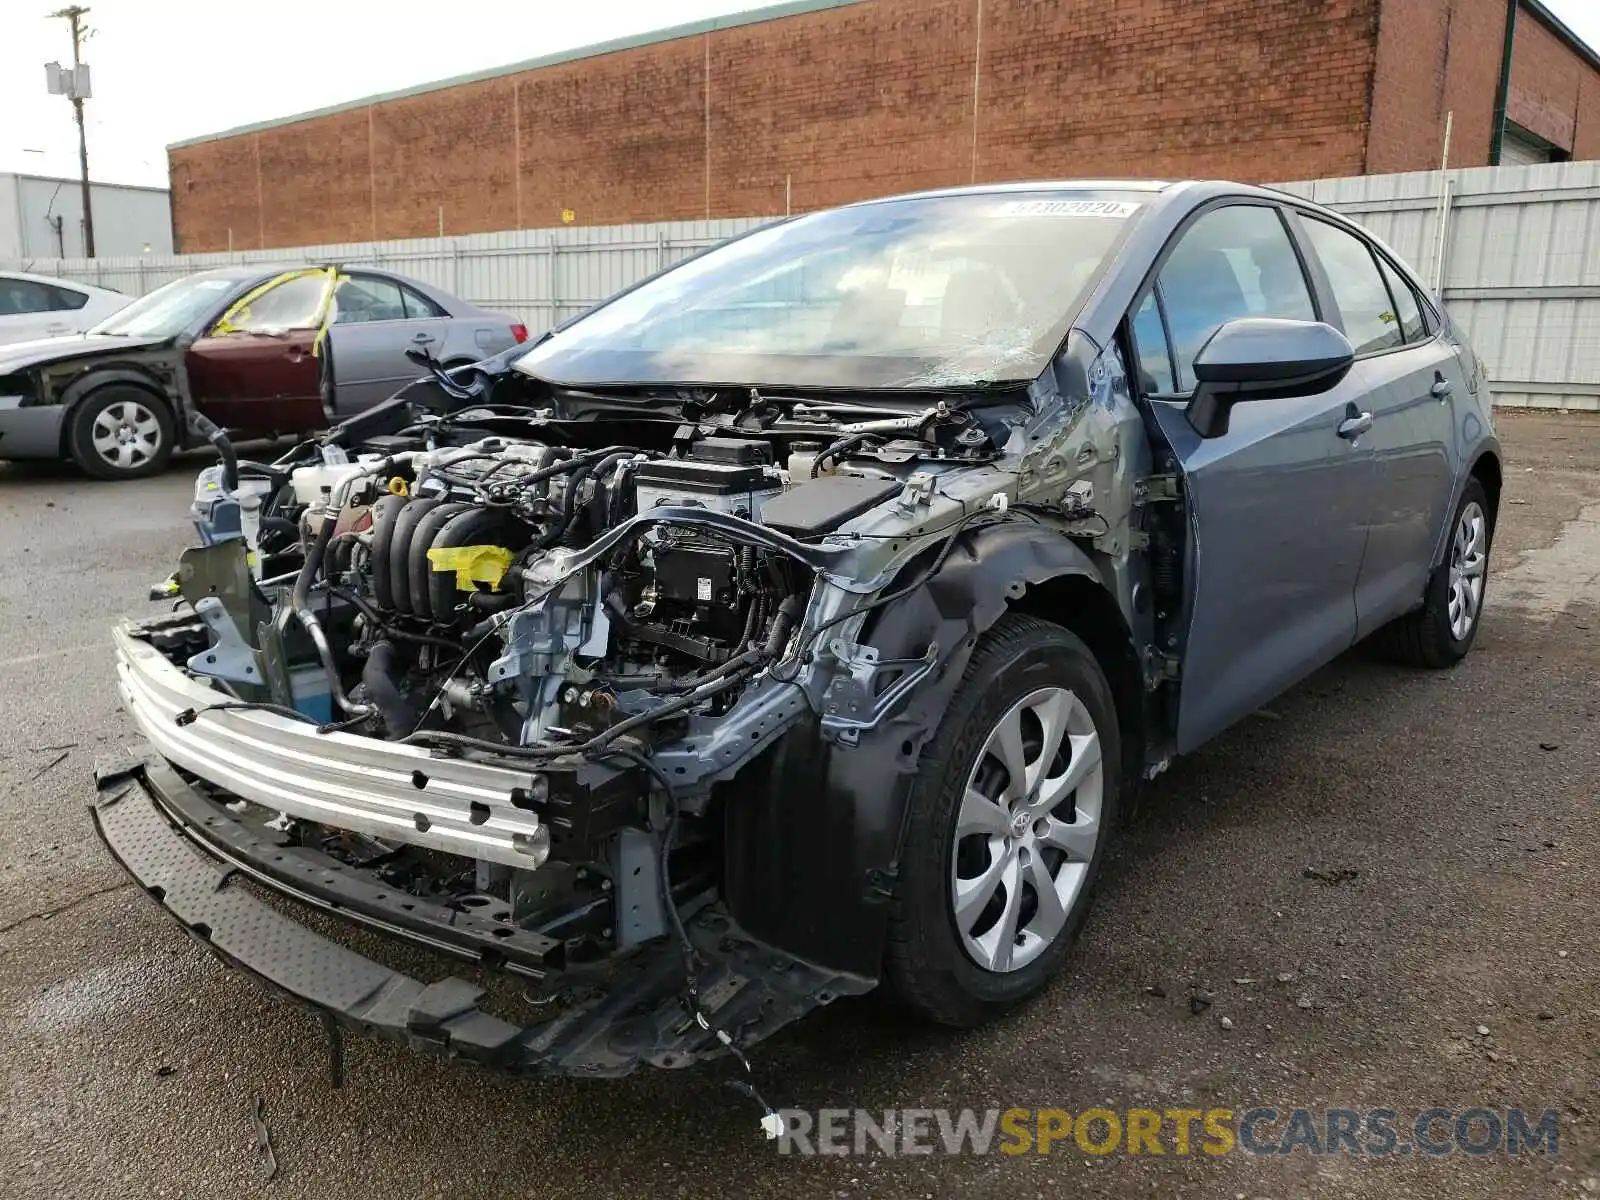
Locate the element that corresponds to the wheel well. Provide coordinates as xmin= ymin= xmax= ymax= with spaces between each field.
xmin=57 ymin=376 xmax=174 ymax=458
xmin=1470 ymin=450 xmax=1502 ymax=527
xmin=1008 ymin=574 xmax=1145 ymax=788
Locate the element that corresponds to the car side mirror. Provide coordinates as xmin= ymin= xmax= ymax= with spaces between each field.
xmin=1186 ymin=318 xmax=1354 ymax=438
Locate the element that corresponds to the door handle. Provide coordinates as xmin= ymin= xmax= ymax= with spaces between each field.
xmin=1337 ymin=411 xmax=1374 ymax=440
xmin=410 ymin=332 xmax=436 ymax=344
xmin=286 ymin=347 xmax=305 ymax=363
xmin=1431 ymin=378 xmax=1453 ymax=400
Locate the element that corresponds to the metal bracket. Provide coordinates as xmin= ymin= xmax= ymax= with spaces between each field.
xmin=186 ymin=596 xmax=264 ymax=687
xmin=610 ymin=827 xmax=666 ymax=948
xmin=896 ymin=471 xmax=937 ymax=512
xmin=1145 ymin=650 xmax=1181 ymax=686
xmin=819 ymin=638 xmax=940 ymax=737
xmin=1135 ymin=474 xmax=1183 ymax=504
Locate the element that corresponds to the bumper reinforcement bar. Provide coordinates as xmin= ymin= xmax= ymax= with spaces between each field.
xmin=91 ymin=759 xmax=871 ymax=1078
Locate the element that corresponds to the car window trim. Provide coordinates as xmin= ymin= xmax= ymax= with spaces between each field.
xmin=1125 ymin=196 xmax=1323 ymax=397
xmin=1292 ymin=211 xmax=1409 ymax=359
xmin=1284 ymin=206 xmax=1443 ymax=361
xmin=398 ymin=283 xmax=446 ymax=320
xmin=1125 ymin=282 xmax=1179 ymax=398
xmin=1372 ymin=246 xmax=1437 ymax=340
xmin=336 ymin=272 xmax=412 ymax=326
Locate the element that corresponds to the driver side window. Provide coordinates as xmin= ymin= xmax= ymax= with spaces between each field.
xmin=223 ymin=275 xmax=329 ymax=334
xmin=1154 ymin=204 xmax=1316 ymax=390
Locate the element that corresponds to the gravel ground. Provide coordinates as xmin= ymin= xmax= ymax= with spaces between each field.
xmin=0 ymin=411 xmax=1596 ymax=1199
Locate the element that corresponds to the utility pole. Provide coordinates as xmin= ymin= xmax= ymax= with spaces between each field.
xmin=47 ymin=5 xmax=95 ymax=258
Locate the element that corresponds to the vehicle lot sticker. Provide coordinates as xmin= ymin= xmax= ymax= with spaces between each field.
xmin=995 ymin=199 xmax=1142 ymax=218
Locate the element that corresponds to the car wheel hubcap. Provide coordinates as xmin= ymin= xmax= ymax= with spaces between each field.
xmin=1446 ymin=500 xmax=1487 ymax=641
xmin=950 ymin=685 xmax=1103 ymax=974
xmin=90 ymin=400 xmax=162 ymax=471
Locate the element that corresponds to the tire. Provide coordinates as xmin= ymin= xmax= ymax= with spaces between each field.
xmin=1378 ymin=478 xmax=1492 ymax=668
xmin=884 ymin=613 xmax=1121 ymax=1027
xmin=66 ymin=385 xmax=175 ymax=480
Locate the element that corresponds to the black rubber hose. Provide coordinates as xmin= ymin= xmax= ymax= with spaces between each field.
xmin=361 ymin=640 xmax=417 ymax=737
xmin=587 ymin=451 xmax=633 ymax=529
xmin=541 ymin=461 xmax=597 ymax=550
xmin=763 ymin=594 xmax=805 ymax=658
xmin=811 ymin=431 xmax=874 ymax=478
xmin=190 ymin=412 xmax=239 ymax=492
xmin=326 ymin=586 xmax=462 ymax=652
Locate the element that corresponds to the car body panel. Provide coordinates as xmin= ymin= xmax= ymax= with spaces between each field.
xmin=1149 ymin=394 xmax=1373 ymax=753
xmin=185 ymin=329 xmax=324 ymax=433
xmin=0 ymin=266 xmax=518 ymax=462
xmin=327 ymin=272 xmax=520 ymax=414
xmin=0 ymin=272 xmax=129 ymax=345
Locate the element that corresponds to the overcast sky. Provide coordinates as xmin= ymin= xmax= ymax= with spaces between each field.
xmin=4 ymin=0 xmax=1599 ymax=188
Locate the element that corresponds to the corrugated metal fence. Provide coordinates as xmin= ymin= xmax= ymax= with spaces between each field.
xmin=8 ymin=163 xmax=1599 ymax=411
xmin=1278 ymin=161 xmax=1600 ymax=412
xmin=4 ymin=217 xmax=771 ymax=332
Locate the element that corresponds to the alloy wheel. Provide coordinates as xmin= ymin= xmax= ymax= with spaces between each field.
xmin=1447 ymin=500 xmax=1488 ymax=641
xmin=949 ymin=685 xmax=1104 ymax=973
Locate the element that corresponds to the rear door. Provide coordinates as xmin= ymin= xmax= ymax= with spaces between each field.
xmin=1292 ymin=213 xmax=1461 ymax=636
xmin=185 ymin=271 xmax=333 ymax=433
xmin=0 ymin=276 xmax=81 ymax=344
xmin=325 ymin=275 xmax=447 ymax=414
xmin=1129 ymin=201 xmax=1376 ymax=752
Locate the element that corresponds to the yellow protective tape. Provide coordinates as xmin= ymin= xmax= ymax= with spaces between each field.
xmin=426 ymin=545 xmax=515 ymax=592
xmin=212 ymin=266 xmax=344 ymax=359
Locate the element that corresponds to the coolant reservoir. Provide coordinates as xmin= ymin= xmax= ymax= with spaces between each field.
xmin=786 ymin=440 xmax=828 ymax=481
xmin=290 ymin=463 xmax=366 ymax=506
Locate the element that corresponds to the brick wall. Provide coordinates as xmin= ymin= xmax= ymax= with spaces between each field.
xmin=168 ymin=0 xmax=1589 ymax=252
xmin=1367 ymin=0 xmax=1507 ymax=173
xmin=1367 ymin=0 xmax=1600 ymax=173
xmin=1508 ymin=7 xmax=1600 ymax=158
xmin=975 ymin=0 xmax=1376 ymax=184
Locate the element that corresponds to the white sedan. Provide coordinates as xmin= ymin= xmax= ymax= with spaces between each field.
xmin=0 ymin=271 xmax=129 ymax=345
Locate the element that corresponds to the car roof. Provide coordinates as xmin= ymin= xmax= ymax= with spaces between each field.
xmin=848 ymin=179 xmax=1180 ymax=206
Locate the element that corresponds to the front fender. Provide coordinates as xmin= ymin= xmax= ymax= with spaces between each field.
xmin=57 ymin=366 xmax=185 ymax=453
xmin=723 ymin=522 xmax=1105 ymax=977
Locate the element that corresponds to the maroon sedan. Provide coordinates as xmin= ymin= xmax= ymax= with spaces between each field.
xmin=0 ymin=265 xmax=527 ymax=478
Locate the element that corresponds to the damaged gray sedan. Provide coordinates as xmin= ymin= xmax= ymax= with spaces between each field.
xmin=94 ymin=180 xmax=1503 ymax=1092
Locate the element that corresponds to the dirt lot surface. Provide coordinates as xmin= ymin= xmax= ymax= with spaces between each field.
xmin=1 ymin=411 xmax=1596 ymax=1198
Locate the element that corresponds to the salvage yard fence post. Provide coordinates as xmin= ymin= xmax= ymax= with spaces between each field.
xmin=8 ymin=164 xmax=1599 ymax=411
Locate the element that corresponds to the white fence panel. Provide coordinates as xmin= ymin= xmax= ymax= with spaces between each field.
xmin=1280 ymin=160 xmax=1600 ymax=412
xmin=9 ymin=163 xmax=1600 ymax=410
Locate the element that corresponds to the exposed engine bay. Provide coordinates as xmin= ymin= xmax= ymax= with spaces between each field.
xmin=98 ymin=343 xmax=1142 ymax=1081
xmin=122 ymin=366 xmax=1035 ymax=985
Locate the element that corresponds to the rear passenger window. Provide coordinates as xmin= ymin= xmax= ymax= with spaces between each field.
xmin=1302 ymin=218 xmax=1403 ymax=354
xmin=1130 ymin=290 xmax=1175 ymax=394
xmin=1376 ymin=255 xmax=1427 ymax=343
xmin=0 ymin=278 xmax=57 ymax=315
xmin=1156 ymin=205 xmax=1316 ymax=390
xmin=400 ymin=285 xmax=446 ymax=319
xmin=48 ymin=285 xmax=89 ymax=311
